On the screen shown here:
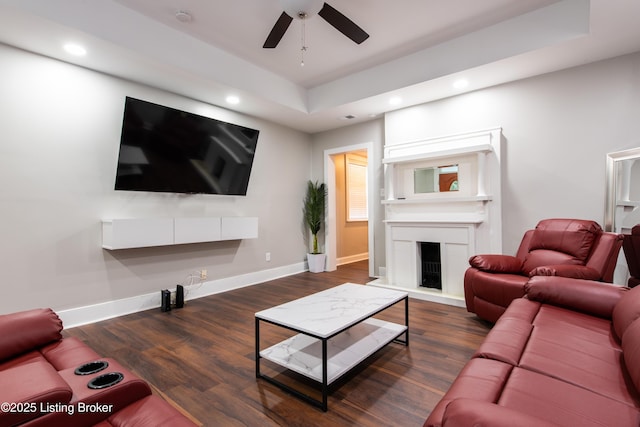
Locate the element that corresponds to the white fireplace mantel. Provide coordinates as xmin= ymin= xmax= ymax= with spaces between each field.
xmin=370 ymin=128 xmax=503 ymax=307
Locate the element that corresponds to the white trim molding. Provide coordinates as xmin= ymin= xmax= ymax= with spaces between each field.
xmin=371 ymin=128 xmax=502 ymax=306
xmin=58 ymin=261 xmax=307 ymax=328
xmin=337 ymin=253 xmax=369 ymax=266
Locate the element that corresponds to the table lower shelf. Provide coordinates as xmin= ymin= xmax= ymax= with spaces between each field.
xmin=259 ymin=318 xmax=407 ymax=385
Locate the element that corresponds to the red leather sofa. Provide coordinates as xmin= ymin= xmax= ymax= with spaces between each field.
xmin=0 ymin=308 xmax=197 ymax=427
xmin=464 ymin=218 xmax=623 ymax=322
xmin=425 ymin=276 xmax=640 ymax=426
xmin=623 ymin=224 xmax=640 ymax=288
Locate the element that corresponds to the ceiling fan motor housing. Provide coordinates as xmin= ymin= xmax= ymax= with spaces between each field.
xmin=281 ymin=0 xmax=324 ymax=19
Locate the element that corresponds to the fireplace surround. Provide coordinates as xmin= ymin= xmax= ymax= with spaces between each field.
xmin=370 ymin=128 xmax=503 ymax=306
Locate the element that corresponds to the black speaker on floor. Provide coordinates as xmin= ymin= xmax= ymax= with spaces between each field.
xmin=161 ymin=289 xmax=171 ymax=312
xmin=175 ymin=285 xmax=184 ymax=309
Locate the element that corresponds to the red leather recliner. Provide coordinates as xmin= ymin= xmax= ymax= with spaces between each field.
xmin=623 ymin=224 xmax=640 ymax=288
xmin=464 ymin=218 xmax=623 ymax=323
xmin=0 ymin=308 xmax=198 ymax=427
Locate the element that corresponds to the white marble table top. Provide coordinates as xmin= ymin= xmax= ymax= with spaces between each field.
xmin=255 ymin=283 xmax=408 ymax=338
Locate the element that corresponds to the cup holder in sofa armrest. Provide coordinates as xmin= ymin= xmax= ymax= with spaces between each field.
xmin=75 ymin=360 xmax=109 ymax=376
xmin=87 ymin=372 xmax=124 ymax=389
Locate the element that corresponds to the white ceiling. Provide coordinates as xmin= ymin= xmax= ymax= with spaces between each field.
xmin=1 ymin=0 xmax=640 ymax=133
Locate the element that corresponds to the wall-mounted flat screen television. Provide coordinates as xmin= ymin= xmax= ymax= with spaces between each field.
xmin=115 ymin=97 xmax=259 ymax=196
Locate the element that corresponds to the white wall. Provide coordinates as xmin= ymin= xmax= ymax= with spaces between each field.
xmin=4 ymin=43 xmax=640 ymax=316
xmin=386 ymin=51 xmax=640 ymax=255
xmin=0 ymin=44 xmax=312 ymax=315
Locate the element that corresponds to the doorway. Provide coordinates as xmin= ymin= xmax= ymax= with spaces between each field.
xmin=324 ymin=143 xmax=375 ymax=276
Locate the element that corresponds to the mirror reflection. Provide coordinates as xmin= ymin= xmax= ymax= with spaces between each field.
xmin=605 ymin=147 xmax=640 ymax=233
xmin=414 ymin=164 xmax=459 ymax=194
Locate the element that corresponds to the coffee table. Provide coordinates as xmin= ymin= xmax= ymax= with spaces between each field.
xmin=255 ymin=283 xmax=408 ymax=411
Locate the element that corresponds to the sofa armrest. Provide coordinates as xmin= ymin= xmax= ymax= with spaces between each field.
xmin=468 ymin=255 xmax=523 ymax=274
xmin=441 ymin=399 xmax=560 ymax=427
xmin=524 ymin=276 xmax=628 ymax=319
xmin=473 ymin=318 xmax=533 ymax=365
xmin=529 ymin=264 xmax=601 ymax=280
xmin=0 ymin=308 xmax=63 ymax=362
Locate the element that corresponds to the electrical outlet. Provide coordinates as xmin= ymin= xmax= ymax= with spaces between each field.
xmin=265 ymin=252 xmax=271 ymax=262
xmin=200 ymin=269 xmax=207 ymax=280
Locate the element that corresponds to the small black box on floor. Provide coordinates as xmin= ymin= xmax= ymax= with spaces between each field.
xmin=175 ymin=285 xmax=184 ymax=308
xmin=160 ymin=289 xmax=171 ymax=312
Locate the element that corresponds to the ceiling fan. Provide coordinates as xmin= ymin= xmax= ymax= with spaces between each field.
xmin=263 ymin=0 xmax=369 ymax=48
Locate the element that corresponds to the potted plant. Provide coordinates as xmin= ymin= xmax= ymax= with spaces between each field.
xmin=303 ymin=180 xmax=327 ymax=273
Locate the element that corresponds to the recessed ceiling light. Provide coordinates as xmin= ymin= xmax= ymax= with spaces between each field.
xmin=389 ymin=96 xmax=402 ymax=106
xmin=63 ymin=43 xmax=87 ymax=56
xmin=453 ymin=79 xmax=469 ymax=90
xmin=226 ymin=95 xmax=240 ymax=105
xmin=175 ymin=10 xmax=193 ymax=23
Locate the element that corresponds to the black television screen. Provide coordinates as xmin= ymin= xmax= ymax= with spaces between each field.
xmin=115 ymin=97 xmax=259 ymax=195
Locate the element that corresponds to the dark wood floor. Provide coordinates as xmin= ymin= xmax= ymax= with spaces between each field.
xmin=65 ymin=261 xmax=491 ymax=427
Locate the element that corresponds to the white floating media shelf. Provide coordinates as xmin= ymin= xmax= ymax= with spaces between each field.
xmin=221 ymin=217 xmax=259 ymax=240
xmin=102 ymin=217 xmax=258 ymax=250
xmin=174 ymin=217 xmax=221 ymax=244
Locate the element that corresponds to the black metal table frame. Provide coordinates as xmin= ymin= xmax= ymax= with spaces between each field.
xmin=255 ymin=295 xmax=409 ymax=411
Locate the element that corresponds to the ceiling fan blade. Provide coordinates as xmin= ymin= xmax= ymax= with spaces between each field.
xmin=318 ymin=3 xmax=369 ymax=44
xmin=263 ymin=12 xmax=293 ymax=48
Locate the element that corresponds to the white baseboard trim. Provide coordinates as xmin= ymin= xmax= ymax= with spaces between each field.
xmin=58 ymin=262 xmax=307 ymax=329
xmin=337 ymin=253 xmax=369 ymax=266
xmin=367 ymin=278 xmax=466 ymax=308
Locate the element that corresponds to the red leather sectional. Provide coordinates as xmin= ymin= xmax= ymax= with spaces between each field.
xmin=425 ymin=276 xmax=640 ymax=426
xmin=0 ymin=308 xmax=197 ymax=427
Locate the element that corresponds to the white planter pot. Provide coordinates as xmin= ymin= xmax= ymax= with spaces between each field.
xmin=307 ymin=253 xmax=326 ymax=273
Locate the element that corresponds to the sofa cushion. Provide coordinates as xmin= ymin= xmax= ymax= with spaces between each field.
xmin=40 ymin=337 xmax=102 ymax=371
xmin=518 ymin=327 xmax=637 ymax=405
xmin=522 ymin=250 xmax=583 ymax=275
xmin=0 ymin=360 xmax=73 ymax=426
xmin=499 ymin=367 xmax=640 ymax=427
xmin=0 ymin=308 xmax=62 ymax=362
xmin=613 ymin=285 xmax=640 ymax=339
xmin=521 ymin=219 xmax=602 ymax=275
xmin=0 ymin=350 xmax=47 ymax=371
xmin=622 ymin=318 xmax=640 ymax=393
xmin=528 ymin=219 xmax=601 ymax=261
xmin=533 ymin=305 xmax=619 ymax=348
